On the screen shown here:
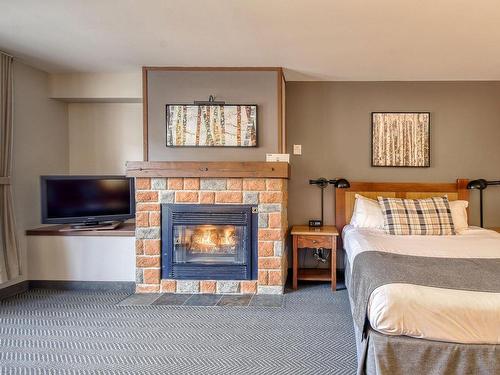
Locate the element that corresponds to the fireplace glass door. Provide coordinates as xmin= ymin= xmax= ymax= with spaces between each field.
xmin=173 ymin=224 xmax=247 ymax=264
xmin=162 ymin=204 xmax=257 ymax=280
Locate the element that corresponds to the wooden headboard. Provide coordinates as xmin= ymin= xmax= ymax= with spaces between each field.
xmin=335 ymin=179 xmax=469 ymax=239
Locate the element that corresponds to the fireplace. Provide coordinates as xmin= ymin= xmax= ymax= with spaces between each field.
xmin=162 ymin=204 xmax=258 ymax=280
xmin=133 ymin=174 xmax=288 ymax=295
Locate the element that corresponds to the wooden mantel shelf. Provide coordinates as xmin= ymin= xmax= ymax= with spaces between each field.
xmin=126 ymin=161 xmax=290 ymax=179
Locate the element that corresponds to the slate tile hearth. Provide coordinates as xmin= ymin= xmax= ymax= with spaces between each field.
xmin=116 ymin=293 xmax=161 ymax=306
xmin=218 ymin=294 xmax=253 ymax=306
xmin=118 ymin=293 xmax=284 ymax=307
xmin=153 ymin=293 xmax=191 ymax=305
xmin=184 ymin=294 xmax=222 ymax=306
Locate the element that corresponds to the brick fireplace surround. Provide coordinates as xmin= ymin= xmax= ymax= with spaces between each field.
xmin=133 ymin=173 xmax=288 ymax=295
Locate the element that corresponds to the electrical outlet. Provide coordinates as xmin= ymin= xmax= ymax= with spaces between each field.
xmin=293 ymin=144 xmax=302 ymax=155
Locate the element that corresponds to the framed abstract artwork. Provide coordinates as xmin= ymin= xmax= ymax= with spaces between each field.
xmin=371 ymin=112 xmax=430 ymax=167
xmin=166 ymin=104 xmax=258 ymax=147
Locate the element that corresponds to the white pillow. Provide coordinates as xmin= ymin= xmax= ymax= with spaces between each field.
xmin=449 ymin=200 xmax=469 ymax=232
xmin=349 ymin=194 xmax=385 ymax=229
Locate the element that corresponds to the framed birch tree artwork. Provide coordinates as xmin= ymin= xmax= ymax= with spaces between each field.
xmin=371 ymin=112 xmax=430 ymax=167
xmin=166 ymin=104 xmax=258 ymax=147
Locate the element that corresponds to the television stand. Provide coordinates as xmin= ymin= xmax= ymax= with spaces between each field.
xmin=59 ymin=221 xmax=122 ymax=232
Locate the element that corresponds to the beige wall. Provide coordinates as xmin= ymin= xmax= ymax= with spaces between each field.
xmin=7 ymin=61 xmax=69 ymax=287
xmin=147 ymin=70 xmax=279 ymax=161
xmin=49 ymin=72 xmax=142 ymax=101
xmin=9 ymin=72 xmax=500 ymax=282
xmin=286 ymin=81 xmax=500 ymax=228
xmin=68 ymin=103 xmax=142 ymax=174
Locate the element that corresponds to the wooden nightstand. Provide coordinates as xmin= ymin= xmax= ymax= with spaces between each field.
xmin=291 ymin=225 xmax=339 ymax=291
xmin=487 ymin=227 xmax=500 ymax=233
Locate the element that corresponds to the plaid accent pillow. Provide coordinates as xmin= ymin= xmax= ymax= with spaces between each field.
xmin=378 ymin=196 xmax=455 ymax=235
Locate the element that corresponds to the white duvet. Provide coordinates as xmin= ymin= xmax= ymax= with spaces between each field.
xmin=343 ymin=225 xmax=500 ymax=344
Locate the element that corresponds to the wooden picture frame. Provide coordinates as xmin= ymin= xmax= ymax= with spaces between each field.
xmin=371 ymin=112 xmax=431 ymax=167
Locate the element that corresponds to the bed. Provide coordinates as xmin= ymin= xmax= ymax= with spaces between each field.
xmin=335 ymin=179 xmax=500 ymax=375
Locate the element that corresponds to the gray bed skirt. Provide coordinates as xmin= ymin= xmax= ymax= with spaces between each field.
xmin=344 ymin=256 xmax=500 ymax=375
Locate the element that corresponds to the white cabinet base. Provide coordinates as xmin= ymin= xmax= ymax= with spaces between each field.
xmin=28 ymin=236 xmax=135 ymax=282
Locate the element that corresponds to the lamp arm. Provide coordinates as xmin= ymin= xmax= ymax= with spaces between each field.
xmin=467 ymin=179 xmax=500 ymax=228
xmin=480 ymin=189 xmax=484 ymax=228
xmin=320 ymin=187 xmax=324 ymax=224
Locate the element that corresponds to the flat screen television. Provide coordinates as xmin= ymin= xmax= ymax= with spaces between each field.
xmin=41 ymin=175 xmax=135 ymax=227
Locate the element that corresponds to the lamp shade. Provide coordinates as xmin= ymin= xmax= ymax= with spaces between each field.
xmin=467 ymin=179 xmax=488 ymax=190
xmin=329 ymin=178 xmax=350 ymax=188
xmin=466 ymin=178 xmax=500 ymax=228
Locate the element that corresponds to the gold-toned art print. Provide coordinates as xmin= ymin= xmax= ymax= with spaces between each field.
xmin=372 ymin=112 xmax=430 ymax=167
xmin=166 ymin=104 xmax=257 ymax=147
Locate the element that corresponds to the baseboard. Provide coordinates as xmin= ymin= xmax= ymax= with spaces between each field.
xmin=29 ymin=280 xmax=135 ymax=293
xmin=0 ymin=280 xmax=30 ymax=300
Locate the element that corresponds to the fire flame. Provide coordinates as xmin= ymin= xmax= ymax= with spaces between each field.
xmin=189 ymin=225 xmax=237 ymax=254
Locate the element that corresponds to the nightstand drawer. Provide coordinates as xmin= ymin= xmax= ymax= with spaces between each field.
xmin=297 ymin=235 xmax=331 ymax=248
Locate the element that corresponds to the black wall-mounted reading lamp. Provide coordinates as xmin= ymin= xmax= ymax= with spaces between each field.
xmin=308 ymin=178 xmax=350 ymax=227
xmin=467 ymin=179 xmax=500 ymax=228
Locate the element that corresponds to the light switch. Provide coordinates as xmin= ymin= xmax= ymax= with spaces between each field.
xmin=293 ymin=144 xmax=302 ymax=155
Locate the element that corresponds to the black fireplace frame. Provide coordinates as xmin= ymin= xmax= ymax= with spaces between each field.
xmin=161 ymin=204 xmax=258 ymax=280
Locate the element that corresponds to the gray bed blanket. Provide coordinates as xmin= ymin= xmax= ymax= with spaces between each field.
xmin=350 ymin=251 xmax=500 ymax=333
xmin=365 ymin=327 xmax=499 ymax=375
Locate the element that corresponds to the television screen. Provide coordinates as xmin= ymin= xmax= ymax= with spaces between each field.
xmin=41 ymin=176 xmax=135 ymax=224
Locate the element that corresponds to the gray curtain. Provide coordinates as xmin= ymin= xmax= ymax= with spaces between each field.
xmin=0 ymin=52 xmax=20 ymax=283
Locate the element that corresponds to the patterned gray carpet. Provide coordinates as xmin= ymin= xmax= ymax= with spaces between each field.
xmin=0 ymin=284 xmax=357 ymax=374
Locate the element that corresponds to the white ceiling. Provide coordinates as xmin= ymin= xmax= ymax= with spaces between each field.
xmin=1 ymin=0 xmax=500 ymax=81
